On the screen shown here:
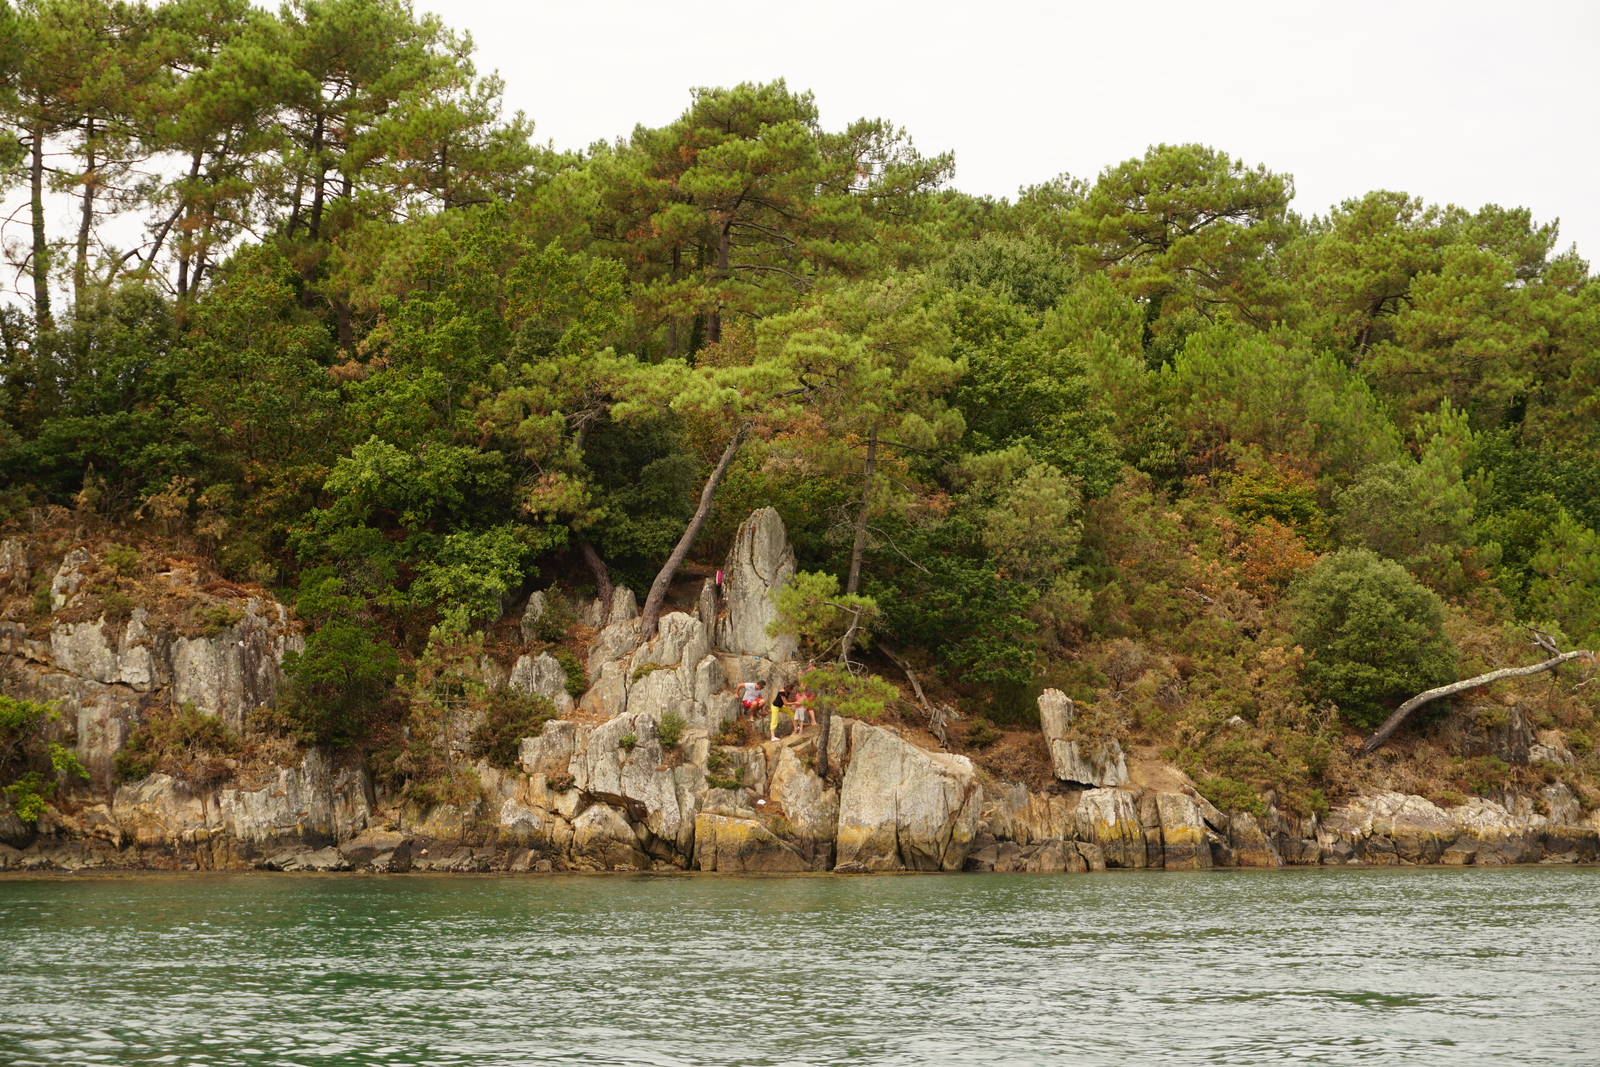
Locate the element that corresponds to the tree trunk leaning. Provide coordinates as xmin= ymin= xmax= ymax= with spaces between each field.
xmin=579 ymin=540 xmax=613 ymax=628
xmin=639 ymin=421 xmax=751 ymax=642
xmin=1363 ymin=649 xmax=1594 ymax=752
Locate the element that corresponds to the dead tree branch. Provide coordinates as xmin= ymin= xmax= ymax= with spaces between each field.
xmin=1363 ymin=648 xmax=1595 ymax=753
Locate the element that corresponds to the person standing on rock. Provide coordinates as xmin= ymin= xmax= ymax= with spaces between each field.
xmin=770 ymin=687 xmax=789 ymax=741
xmin=790 ymin=685 xmax=816 ymax=731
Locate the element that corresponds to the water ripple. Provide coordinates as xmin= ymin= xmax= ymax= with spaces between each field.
xmin=0 ymin=867 xmax=1597 ymax=1065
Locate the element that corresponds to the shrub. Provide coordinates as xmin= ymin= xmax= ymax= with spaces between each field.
xmin=631 ymin=663 xmax=661 ymax=684
xmin=277 ymin=572 xmax=400 ymax=747
xmin=115 ymin=701 xmax=240 ymax=784
xmin=804 ymin=665 xmax=896 ymax=720
xmin=0 ymin=698 xmax=88 ymax=821
xmin=198 ymin=603 xmax=244 ymax=636
xmin=1289 ymin=549 xmax=1458 ymax=730
xmin=471 ymin=689 xmax=556 ymax=770
xmin=102 ymin=591 xmax=136 ymax=620
xmin=657 ymin=711 xmax=686 ymax=749
xmin=618 ymin=733 xmax=638 ymax=751
xmin=1194 ymin=775 xmax=1265 ymax=817
xmin=554 ymin=648 xmax=587 ymax=697
xmin=714 ymin=717 xmax=750 ymax=746
xmin=103 ymin=542 xmax=141 ymax=576
xmin=964 ymin=719 xmax=1002 ymax=749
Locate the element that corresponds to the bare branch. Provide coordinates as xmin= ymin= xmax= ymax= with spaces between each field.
xmin=1363 ymin=649 xmax=1596 ymax=753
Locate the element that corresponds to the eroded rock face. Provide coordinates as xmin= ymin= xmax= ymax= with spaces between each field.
xmin=716 ymin=508 xmax=797 ymax=661
xmin=508 ymin=651 xmax=575 ymax=715
xmin=0 ymin=538 xmax=28 ymax=596
xmin=835 ymin=722 xmax=981 ymax=872
xmin=1037 ymin=689 xmax=1129 ymax=788
xmin=105 ymin=748 xmax=371 ymax=865
xmin=1077 ymin=788 xmax=1148 ymax=868
xmin=693 ymin=812 xmax=808 ymax=872
xmin=1154 ymin=792 xmax=1213 ymax=870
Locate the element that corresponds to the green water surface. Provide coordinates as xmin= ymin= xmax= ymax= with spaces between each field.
xmin=1 ymin=867 xmax=1596 ymax=1065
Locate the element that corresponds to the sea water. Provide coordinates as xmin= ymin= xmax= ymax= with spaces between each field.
xmin=1 ymin=866 xmax=1596 ymax=1066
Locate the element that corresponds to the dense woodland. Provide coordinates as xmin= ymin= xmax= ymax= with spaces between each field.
xmin=2 ymin=0 xmax=1598 ymax=816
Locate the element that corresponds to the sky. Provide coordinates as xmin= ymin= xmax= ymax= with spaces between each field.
xmin=444 ymin=0 xmax=1599 ymax=259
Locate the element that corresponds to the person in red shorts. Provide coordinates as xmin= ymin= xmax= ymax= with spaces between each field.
xmin=739 ymin=679 xmax=765 ymax=718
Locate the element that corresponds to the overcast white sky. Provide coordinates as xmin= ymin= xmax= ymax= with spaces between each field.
xmin=444 ymin=0 xmax=1599 ymax=260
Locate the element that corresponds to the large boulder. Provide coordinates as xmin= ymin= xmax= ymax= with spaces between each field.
xmin=1228 ymin=812 xmax=1282 ymax=867
xmin=569 ymin=802 xmax=650 ymax=871
xmin=111 ymin=748 xmax=371 ymax=862
xmin=1075 ymin=788 xmax=1148 ymax=868
xmin=1155 ymin=792 xmax=1213 ymax=870
xmin=716 ymin=508 xmax=797 ymax=661
xmin=1037 ymin=689 xmax=1128 ymax=787
xmin=766 ymin=743 xmax=838 ymax=869
xmin=834 ymin=722 xmax=981 ymax=872
xmin=692 ymin=813 xmax=808 ymax=873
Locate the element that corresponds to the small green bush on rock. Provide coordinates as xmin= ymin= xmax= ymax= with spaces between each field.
xmin=658 ymin=711 xmax=685 ymax=748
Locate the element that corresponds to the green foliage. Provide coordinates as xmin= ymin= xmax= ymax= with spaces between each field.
xmin=198 ymin=603 xmax=244 ymax=636
xmin=0 ymin=696 xmax=85 ymax=821
xmin=805 ymin=666 xmax=897 ymax=720
xmin=470 ymin=689 xmax=556 ymax=771
xmin=1289 ymin=550 xmax=1459 ymax=730
xmin=115 ymin=701 xmax=240 ymax=784
xmin=618 ymin=733 xmax=638 ymax=751
xmin=657 ymin=711 xmax=686 ymax=749
xmin=554 ymin=648 xmax=587 ymax=697
xmin=103 ymin=543 xmax=141 ymax=576
xmin=380 ymin=607 xmax=487 ymax=808
xmin=1193 ymin=775 xmax=1265 ymax=818
xmin=769 ymin=571 xmax=879 ymax=660
xmin=1523 ymin=510 xmax=1600 ymax=648
xmin=102 ymin=591 xmax=135 ymax=620
xmin=277 ymin=570 xmax=399 ymax=747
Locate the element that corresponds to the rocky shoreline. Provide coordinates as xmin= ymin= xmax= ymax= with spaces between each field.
xmin=3 ymin=511 xmax=1598 ymax=876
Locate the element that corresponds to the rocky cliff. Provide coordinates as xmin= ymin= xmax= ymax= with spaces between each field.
xmin=2 ymin=514 xmax=1597 ymax=874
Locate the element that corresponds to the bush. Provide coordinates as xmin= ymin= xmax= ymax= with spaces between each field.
xmin=103 ymin=542 xmax=141 ymax=576
xmin=0 ymin=697 xmax=89 ymax=821
xmin=658 ymin=711 xmax=686 ymax=749
xmin=1289 ymin=549 xmax=1458 ymax=730
xmin=277 ymin=572 xmax=399 ymax=747
xmin=554 ymin=648 xmax=587 ymax=697
xmin=115 ymin=701 xmax=240 ymax=784
xmin=470 ymin=689 xmax=556 ymax=770
xmin=1194 ymin=775 xmax=1265 ymax=817
xmin=964 ymin=719 xmax=1002 ymax=749
xmin=618 ymin=732 xmax=638 ymax=751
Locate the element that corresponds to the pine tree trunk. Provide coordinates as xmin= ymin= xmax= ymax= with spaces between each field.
xmin=176 ymin=152 xmax=202 ymax=302
xmin=28 ymin=123 xmax=50 ymax=330
xmin=838 ymin=426 xmax=879 ymax=664
xmin=639 ymin=421 xmax=750 ymax=641
xmin=845 ymin=426 xmax=879 ymax=597
xmin=707 ymin=221 xmax=731 ymax=345
xmin=579 ymin=540 xmax=613 ymax=628
xmin=74 ymin=118 xmax=95 ymax=305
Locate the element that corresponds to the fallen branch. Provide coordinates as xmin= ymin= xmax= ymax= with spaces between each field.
xmin=1363 ymin=648 xmax=1594 ymax=753
xmin=875 ymin=642 xmax=958 ymax=745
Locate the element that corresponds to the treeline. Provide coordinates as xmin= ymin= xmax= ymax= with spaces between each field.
xmin=2 ymin=0 xmax=1598 ymax=802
